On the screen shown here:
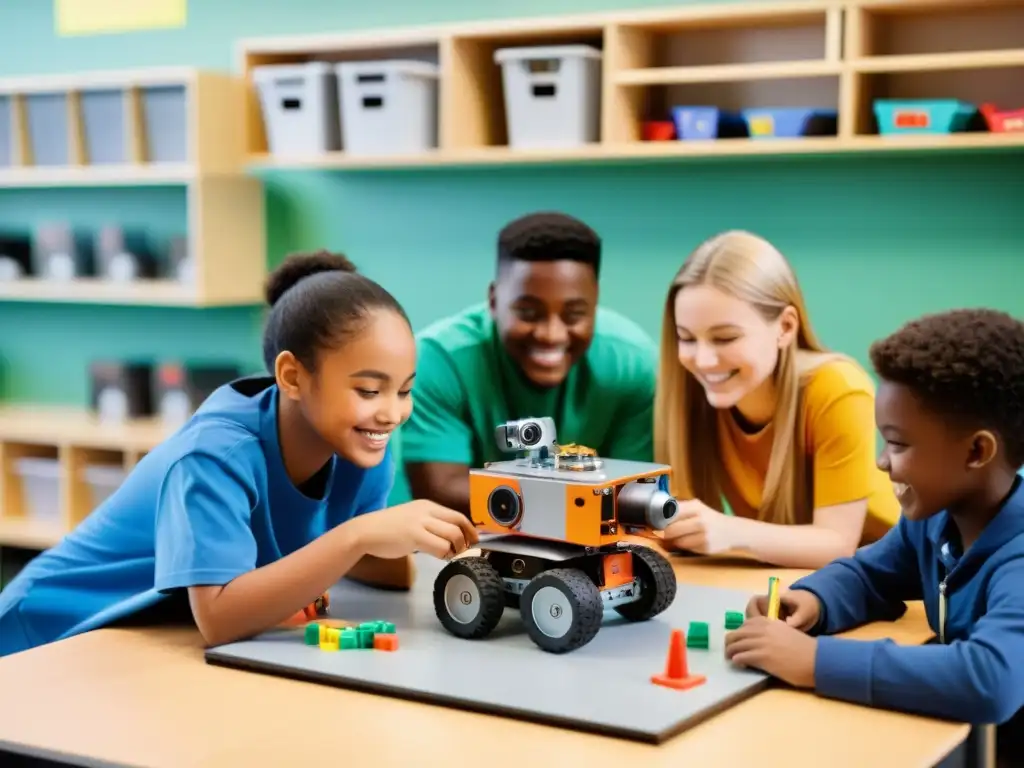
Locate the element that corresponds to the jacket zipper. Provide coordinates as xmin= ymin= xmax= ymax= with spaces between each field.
xmin=938 ymin=579 xmax=948 ymax=644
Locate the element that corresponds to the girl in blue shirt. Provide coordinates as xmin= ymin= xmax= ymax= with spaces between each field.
xmin=0 ymin=251 xmax=478 ymax=656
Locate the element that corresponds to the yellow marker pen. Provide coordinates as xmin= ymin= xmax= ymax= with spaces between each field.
xmin=766 ymin=576 xmax=781 ymax=620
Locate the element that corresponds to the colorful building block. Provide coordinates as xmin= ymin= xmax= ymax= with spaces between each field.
xmin=304 ymin=623 xmax=320 ymax=645
xmin=340 ymin=628 xmax=359 ymax=650
xmin=686 ymin=621 xmax=709 ymax=649
xmin=319 ymin=627 xmax=340 ymax=651
xmin=724 ymin=611 xmax=744 ymax=630
xmin=373 ymin=633 xmax=399 ymax=651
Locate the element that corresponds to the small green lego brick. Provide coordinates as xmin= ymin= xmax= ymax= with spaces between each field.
xmin=686 ymin=621 xmax=709 ymax=649
xmin=377 ymin=621 xmax=396 ymax=634
xmin=724 ymin=610 xmax=744 ymax=629
xmin=340 ymin=628 xmax=359 ymax=650
xmin=357 ymin=628 xmax=375 ymax=649
xmin=304 ymin=623 xmax=321 ymax=645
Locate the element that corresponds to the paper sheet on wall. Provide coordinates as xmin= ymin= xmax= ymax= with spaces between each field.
xmin=55 ymin=0 xmax=186 ymax=36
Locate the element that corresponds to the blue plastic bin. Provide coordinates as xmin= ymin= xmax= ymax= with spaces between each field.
xmin=742 ymin=107 xmax=838 ymax=139
xmin=873 ymin=99 xmax=975 ymax=135
xmin=25 ymin=93 xmax=70 ymax=165
xmin=141 ymin=85 xmax=188 ymax=163
xmin=80 ymin=89 xmax=127 ymax=165
xmin=671 ymin=107 xmax=747 ymax=140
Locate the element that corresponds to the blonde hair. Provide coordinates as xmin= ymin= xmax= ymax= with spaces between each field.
xmin=653 ymin=230 xmax=844 ymax=526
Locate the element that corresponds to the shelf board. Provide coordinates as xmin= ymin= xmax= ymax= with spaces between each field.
xmin=0 ymin=516 xmax=65 ymax=550
xmin=615 ymin=60 xmax=843 ymax=86
xmin=0 ymin=164 xmax=195 ymax=188
xmin=0 ymin=278 xmax=245 ymax=307
xmin=246 ymin=131 xmax=1024 ymax=172
xmin=0 ymin=405 xmax=171 ymax=451
xmin=852 ymin=49 xmax=1024 ymax=73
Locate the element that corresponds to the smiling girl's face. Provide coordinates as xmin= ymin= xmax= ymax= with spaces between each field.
xmin=673 ymin=283 xmax=795 ymax=418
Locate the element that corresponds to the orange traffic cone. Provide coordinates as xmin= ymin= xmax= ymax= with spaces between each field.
xmin=651 ymin=629 xmax=706 ymax=690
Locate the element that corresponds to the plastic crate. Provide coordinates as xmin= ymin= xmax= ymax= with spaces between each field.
xmin=25 ymin=92 xmax=71 ymax=165
xmin=671 ymin=107 xmax=747 ymax=140
xmin=253 ymin=62 xmax=341 ymax=157
xmin=82 ymin=464 xmax=127 ymax=509
xmin=13 ymin=457 xmax=61 ymax=523
xmin=494 ymin=44 xmax=602 ymax=149
xmin=335 ymin=60 xmax=438 ymax=156
xmin=742 ymin=107 xmax=838 ymax=139
xmin=80 ymin=89 xmax=128 ymax=165
xmin=874 ymin=99 xmax=975 ymax=135
xmin=980 ymin=103 xmax=1024 ymax=133
xmin=140 ymin=85 xmax=189 ymax=163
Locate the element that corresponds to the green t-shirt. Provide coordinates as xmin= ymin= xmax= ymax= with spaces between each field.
xmin=399 ymin=302 xmax=657 ymax=470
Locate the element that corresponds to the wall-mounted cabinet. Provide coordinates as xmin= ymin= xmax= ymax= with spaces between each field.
xmin=0 ymin=405 xmax=169 ymax=549
xmin=0 ymin=67 xmax=266 ymax=306
xmin=237 ymin=0 xmax=1024 ymax=171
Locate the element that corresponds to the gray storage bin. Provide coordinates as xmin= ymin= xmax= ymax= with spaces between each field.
xmin=0 ymin=96 xmax=11 ymax=167
xmin=141 ymin=85 xmax=188 ymax=163
xmin=253 ymin=62 xmax=341 ymax=156
xmin=14 ymin=457 xmax=61 ymax=523
xmin=80 ymin=89 xmax=127 ymax=165
xmin=26 ymin=92 xmax=70 ymax=166
xmin=83 ymin=463 xmax=127 ymax=509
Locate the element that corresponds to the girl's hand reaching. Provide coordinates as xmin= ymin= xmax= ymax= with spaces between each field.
xmin=347 ymin=500 xmax=479 ymax=560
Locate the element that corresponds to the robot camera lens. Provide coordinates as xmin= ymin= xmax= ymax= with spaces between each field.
xmin=520 ymin=423 xmax=540 ymax=445
xmin=662 ymin=499 xmax=678 ymax=519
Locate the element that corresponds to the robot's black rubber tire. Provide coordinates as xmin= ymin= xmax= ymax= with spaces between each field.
xmin=433 ymin=556 xmax=505 ymax=639
xmin=520 ymin=568 xmax=603 ymax=654
xmin=613 ymin=544 xmax=678 ymax=622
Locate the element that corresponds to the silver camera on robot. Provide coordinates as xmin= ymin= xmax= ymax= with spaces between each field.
xmin=494 ymin=416 xmax=557 ymax=453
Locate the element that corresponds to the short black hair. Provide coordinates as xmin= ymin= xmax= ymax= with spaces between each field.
xmin=262 ymin=250 xmax=409 ymax=373
xmin=869 ymin=308 xmax=1024 ymax=468
xmin=497 ymin=211 xmax=601 ymax=278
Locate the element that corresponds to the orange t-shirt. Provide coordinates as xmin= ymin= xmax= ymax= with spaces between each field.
xmin=718 ymin=358 xmax=899 ymax=543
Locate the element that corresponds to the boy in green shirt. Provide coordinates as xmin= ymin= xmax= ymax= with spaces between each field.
xmin=401 ymin=211 xmax=657 ymax=515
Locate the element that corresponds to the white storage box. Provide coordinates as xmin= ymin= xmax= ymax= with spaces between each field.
xmin=253 ymin=62 xmax=341 ymax=156
xmin=335 ymin=60 xmax=438 ymax=156
xmin=83 ymin=463 xmax=127 ymax=509
xmin=494 ymin=45 xmax=602 ymax=149
xmin=13 ymin=457 xmax=61 ymax=523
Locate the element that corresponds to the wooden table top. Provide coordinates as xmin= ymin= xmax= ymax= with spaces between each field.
xmin=0 ymin=552 xmax=968 ymax=768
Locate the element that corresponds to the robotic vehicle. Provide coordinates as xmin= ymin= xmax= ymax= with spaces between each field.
xmin=432 ymin=417 xmax=684 ymax=654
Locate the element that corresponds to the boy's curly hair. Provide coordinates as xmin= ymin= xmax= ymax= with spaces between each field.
xmin=497 ymin=212 xmax=601 ymax=278
xmin=869 ymin=308 xmax=1024 ymax=468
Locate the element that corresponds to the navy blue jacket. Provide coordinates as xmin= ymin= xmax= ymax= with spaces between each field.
xmin=791 ymin=476 xmax=1024 ymax=725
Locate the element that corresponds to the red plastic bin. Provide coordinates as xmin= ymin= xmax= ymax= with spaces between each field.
xmin=980 ymin=103 xmax=1024 ymax=133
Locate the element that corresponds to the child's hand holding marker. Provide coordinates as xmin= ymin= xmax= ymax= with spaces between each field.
xmin=723 ymin=576 xmax=822 ymax=689
xmin=744 ymin=577 xmax=822 ymax=631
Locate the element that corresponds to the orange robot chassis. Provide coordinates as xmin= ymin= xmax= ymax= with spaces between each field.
xmin=433 ymin=417 xmax=684 ymax=654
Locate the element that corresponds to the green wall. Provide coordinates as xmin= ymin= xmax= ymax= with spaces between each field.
xmin=0 ymin=2 xmax=1020 ymax=486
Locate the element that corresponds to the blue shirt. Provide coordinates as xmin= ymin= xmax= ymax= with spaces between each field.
xmin=790 ymin=475 xmax=1024 ymax=726
xmin=0 ymin=376 xmax=394 ymax=657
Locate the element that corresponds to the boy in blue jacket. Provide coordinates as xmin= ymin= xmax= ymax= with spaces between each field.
xmin=724 ymin=308 xmax=1024 ymax=765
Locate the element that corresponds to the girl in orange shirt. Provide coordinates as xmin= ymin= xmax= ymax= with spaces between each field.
xmin=654 ymin=230 xmax=899 ymax=568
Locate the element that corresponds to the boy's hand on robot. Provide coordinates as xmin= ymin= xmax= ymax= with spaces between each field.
xmin=663 ymin=499 xmax=736 ymax=555
xmin=351 ymin=500 xmax=479 ymax=561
